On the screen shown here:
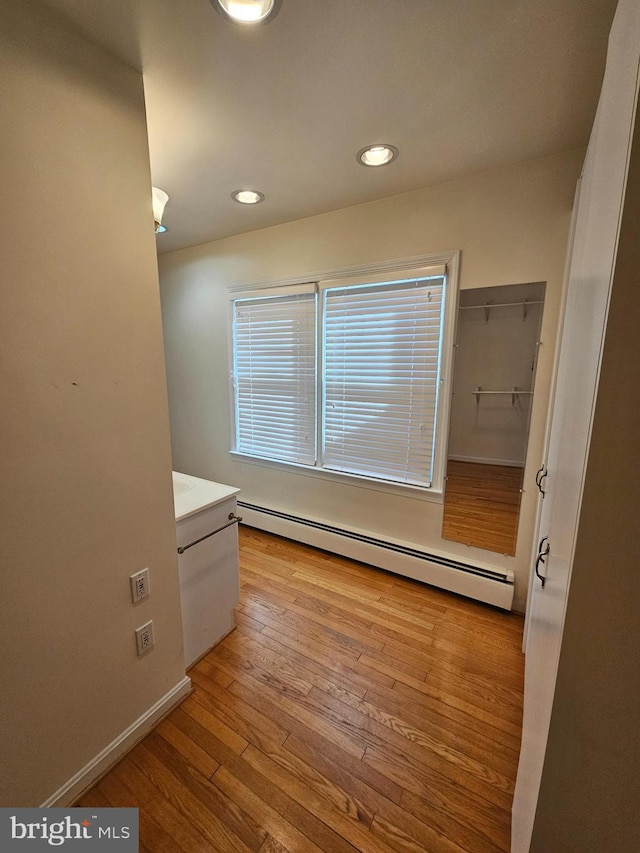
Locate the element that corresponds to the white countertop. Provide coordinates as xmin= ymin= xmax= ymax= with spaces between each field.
xmin=172 ymin=471 xmax=240 ymax=522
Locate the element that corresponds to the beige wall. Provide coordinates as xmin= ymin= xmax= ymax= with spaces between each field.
xmin=0 ymin=1 xmax=186 ymax=805
xmin=159 ymin=149 xmax=582 ymax=610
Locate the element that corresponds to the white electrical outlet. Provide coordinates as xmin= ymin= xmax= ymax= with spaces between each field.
xmin=135 ymin=621 xmax=154 ymax=655
xmin=130 ymin=568 xmax=150 ymax=603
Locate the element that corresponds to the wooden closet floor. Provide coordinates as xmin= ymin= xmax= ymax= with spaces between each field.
xmin=78 ymin=527 xmax=525 ymax=852
xmin=442 ymin=461 xmax=525 ymax=556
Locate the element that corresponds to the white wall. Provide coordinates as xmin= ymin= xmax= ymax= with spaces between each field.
xmin=159 ymin=149 xmax=582 ymax=610
xmin=448 ymin=282 xmax=545 ymax=466
xmin=0 ymin=0 xmax=186 ymax=806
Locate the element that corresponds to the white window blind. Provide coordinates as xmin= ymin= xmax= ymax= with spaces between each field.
xmin=232 ymin=289 xmax=317 ymax=465
xmin=322 ymin=276 xmax=445 ymax=486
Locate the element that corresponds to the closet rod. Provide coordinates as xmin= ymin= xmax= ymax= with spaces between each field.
xmin=460 ymin=299 xmax=543 ymax=322
xmin=459 ymin=300 xmax=544 ymax=310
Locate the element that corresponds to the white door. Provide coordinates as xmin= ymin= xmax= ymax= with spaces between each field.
xmin=511 ymin=3 xmax=640 ymax=850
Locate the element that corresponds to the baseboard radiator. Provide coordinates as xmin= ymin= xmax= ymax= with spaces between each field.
xmin=238 ymin=501 xmax=515 ymax=610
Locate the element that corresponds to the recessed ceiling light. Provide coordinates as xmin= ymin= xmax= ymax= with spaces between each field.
xmin=232 ymin=189 xmax=265 ymax=204
xmin=357 ymin=144 xmax=399 ymax=167
xmin=214 ymin=0 xmax=279 ymax=24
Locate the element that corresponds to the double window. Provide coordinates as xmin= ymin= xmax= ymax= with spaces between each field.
xmin=230 ymin=264 xmax=450 ymax=490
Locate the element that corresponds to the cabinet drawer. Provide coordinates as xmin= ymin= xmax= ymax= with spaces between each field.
xmin=175 ymin=497 xmax=238 ymax=552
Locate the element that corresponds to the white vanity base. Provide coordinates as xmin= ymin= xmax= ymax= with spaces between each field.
xmin=172 ymin=471 xmax=240 ymax=669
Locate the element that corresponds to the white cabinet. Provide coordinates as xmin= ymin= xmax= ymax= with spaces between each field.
xmin=511 ymin=2 xmax=640 ymax=849
xmin=173 ymin=472 xmax=240 ymax=668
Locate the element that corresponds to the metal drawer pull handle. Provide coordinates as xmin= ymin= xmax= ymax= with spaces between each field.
xmin=535 ymin=465 xmax=548 ymax=497
xmin=535 ymin=536 xmax=550 ymax=588
xmin=177 ymin=513 xmax=243 ymax=554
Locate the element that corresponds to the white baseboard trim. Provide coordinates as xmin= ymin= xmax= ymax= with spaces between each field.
xmin=41 ymin=676 xmax=192 ymax=807
xmin=448 ymin=454 xmax=524 ymax=467
xmin=239 ymin=502 xmax=514 ymax=610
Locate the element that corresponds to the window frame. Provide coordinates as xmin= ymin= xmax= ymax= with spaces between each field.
xmin=227 ymin=252 xmax=459 ymax=498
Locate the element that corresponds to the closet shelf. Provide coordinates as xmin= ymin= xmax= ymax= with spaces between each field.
xmin=473 ymin=386 xmax=533 ymax=406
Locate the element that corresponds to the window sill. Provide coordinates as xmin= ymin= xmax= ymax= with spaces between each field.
xmin=229 ymin=451 xmax=444 ymax=503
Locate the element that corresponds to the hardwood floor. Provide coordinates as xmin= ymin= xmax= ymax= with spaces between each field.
xmin=78 ymin=527 xmax=525 ymax=852
xmin=442 ymin=461 xmax=524 ymax=556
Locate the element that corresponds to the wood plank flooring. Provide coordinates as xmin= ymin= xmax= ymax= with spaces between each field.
xmin=442 ymin=461 xmax=524 ymax=556
xmin=78 ymin=527 xmax=525 ymax=852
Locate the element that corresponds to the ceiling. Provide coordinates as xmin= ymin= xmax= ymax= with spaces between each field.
xmin=43 ymin=0 xmax=618 ymax=254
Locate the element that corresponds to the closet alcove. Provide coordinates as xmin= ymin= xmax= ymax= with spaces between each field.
xmin=442 ymin=281 xmax=545 ymax=555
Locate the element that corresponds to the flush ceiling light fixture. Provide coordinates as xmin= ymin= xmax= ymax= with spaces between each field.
xmin=357 ymin=144 xmax=399 ymax=167
xmin=214 ymin=0 xmax=280 ymax=24
xmin=232 ymin=189 xmax=265 ymax=204
xmin=152 ymin=187 xmax=169 ymax=233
